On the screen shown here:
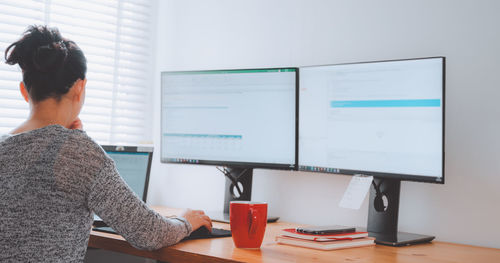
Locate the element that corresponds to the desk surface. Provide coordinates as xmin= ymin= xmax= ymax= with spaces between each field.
xmin=88 ymin=206 xmax=500 ymax=263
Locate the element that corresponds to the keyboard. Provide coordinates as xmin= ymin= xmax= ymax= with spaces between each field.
xmin=184 ymin=227 xmax=231 ymax=240
xmin=92 ymin=226 xmax=231 ymax=240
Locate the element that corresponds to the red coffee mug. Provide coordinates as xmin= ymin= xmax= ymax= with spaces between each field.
xmin=230 ymin=201 xmax=267 ymax=248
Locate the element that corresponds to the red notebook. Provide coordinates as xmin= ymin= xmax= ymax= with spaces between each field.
xmin=280 ymin=228 xmax=368 ymax=242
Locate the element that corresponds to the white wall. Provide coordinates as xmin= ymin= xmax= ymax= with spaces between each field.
xmin=148 ymin=0 xmax=500 ymax=249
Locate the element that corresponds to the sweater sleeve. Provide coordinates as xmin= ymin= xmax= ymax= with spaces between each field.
xmin=87 ymin=161 xmax=192 ymax=250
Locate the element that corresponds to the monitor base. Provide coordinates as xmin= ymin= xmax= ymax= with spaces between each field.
xmin=367 ymin=178 xmax=435 ymax=247
xmin=369 ymin=231 xmax=435 ymax=247
xmin=207 ymin=211 xmax=279 ymax=224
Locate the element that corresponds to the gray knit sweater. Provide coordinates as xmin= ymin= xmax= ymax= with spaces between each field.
xmin=0 ymin=125 xmax=192 ymax=262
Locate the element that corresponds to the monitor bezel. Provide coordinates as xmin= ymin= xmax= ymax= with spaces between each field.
xmin=160 ymin=67 xmax=299 ymax=170
xmin=101 ymin=145 xmax=154 ymax=201
xmin=297 ymin=57 xmax=445 ymax=184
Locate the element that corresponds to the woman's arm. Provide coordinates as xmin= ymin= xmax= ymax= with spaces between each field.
xmin=87 ymin=161 xmax=191 ymax=250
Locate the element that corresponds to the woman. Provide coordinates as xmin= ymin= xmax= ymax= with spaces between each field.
xmin=0 ymin=25 xmax=211 ymax=262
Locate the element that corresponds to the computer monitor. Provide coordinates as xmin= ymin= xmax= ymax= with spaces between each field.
xmin=161 ymin=68 xmax=297 ymax=221
xmin=94 ymin=145 xmax=153 ymax=225
xmin=299 ymin=57 xmax=445 ymax=246
xmin=161 ymin=68 xmax=297 ymax=168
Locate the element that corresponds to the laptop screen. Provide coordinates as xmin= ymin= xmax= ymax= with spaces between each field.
xmin=94 ymin=146 xmax=153 ymax=222
xmin=106 ymin=151 xmax=151 ymax=201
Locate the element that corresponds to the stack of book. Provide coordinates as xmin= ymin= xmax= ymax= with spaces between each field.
xmin=276 ymin=228 xmax=375 ymax=250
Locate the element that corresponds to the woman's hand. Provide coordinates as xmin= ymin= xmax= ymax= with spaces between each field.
xmin=180 ymin=209 xmax=213 ymax=232
xmin=68 ymin=118 xmax=83 ymax=130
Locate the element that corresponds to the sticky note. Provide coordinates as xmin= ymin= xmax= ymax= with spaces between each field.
xmin=339 ymin=175 xmax=373 ymax=210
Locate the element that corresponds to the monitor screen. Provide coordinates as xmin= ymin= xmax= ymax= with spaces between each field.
xmin=107 ymin=151 xmax=151 ymax=199
xmin=161 ymin=68 xmax=297 ymax=169
xmin=299 ymin=57 xmax=444 ymax=182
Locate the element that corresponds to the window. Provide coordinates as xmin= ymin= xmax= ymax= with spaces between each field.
xmin=0 ymin=0 xmax=154 ymax=144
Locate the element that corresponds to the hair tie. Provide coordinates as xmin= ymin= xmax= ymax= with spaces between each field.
xmin=55 ymin=40 xmax=67 ymax=51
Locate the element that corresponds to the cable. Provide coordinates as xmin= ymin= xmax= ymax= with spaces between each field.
xmin=216 ymin=166 xmax=244 ymax=196
xmin=372 ymin=179 xmax=386 ymax=212
xmin=371 ymin=179 xmax=383 ymax=196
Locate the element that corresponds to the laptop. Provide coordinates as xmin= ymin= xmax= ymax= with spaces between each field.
xmin=93 ymin=145 xmax=153 ymax=226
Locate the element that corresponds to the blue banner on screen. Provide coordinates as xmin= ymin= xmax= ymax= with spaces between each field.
xmin=330 ymin=99 xmax=441 ymax=108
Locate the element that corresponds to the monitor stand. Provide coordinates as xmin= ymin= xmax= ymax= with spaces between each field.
xmin=207 ymin=167 xmax=280 ymax=223
xmin=367 ymin=178 xmax=435 ymax=246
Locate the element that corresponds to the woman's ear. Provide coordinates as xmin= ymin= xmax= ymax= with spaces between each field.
xmin=19 ymin=82 xmax=29 ymax=103
xmin=73 ymin=78 xmax=86 ymax=103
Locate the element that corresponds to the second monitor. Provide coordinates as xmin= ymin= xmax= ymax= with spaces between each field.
xmin=299 ymin=57 xmax=444 ymax=182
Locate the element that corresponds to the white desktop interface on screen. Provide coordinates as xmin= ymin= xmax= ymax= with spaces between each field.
xmin=299 ymin=58 xmax=443 ymax=178
xmin=161 ymin=70 xmax=296 ymax=165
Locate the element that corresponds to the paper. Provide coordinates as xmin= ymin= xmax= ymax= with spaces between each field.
xmin=339 ymin=175 xmax=373 ymax=210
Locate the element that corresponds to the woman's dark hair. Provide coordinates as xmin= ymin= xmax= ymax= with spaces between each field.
xmin=4 ymin=25 xmax=87 ymax=102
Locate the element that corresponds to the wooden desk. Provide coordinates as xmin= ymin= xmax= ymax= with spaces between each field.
xmin=89 ymin=206 xmax=500 ymax=263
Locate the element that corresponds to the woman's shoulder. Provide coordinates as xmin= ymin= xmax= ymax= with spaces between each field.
xmin=1 ymin=124 xmax=114 ymax=176
xmin=63 ymin=127 xmax=113 ymax=164
xmin=1 ymin=124 xmax=111 ymax=161
xmin=17 ymin=124 xmax=114 ymax=167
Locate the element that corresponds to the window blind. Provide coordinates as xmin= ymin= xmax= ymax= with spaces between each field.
xmin=0 ymin=0 xmax=153 ymax=145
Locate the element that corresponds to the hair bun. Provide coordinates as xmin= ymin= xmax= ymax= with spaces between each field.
xmin=32 ymin=41 xmax=68 ymax=73
xmin=5 ymin=25 xmax=87 ymax=102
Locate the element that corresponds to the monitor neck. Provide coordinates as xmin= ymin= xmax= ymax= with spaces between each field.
xmin=220 ymin=167 xmax=253 ymax=214
xmin=367 ymin=178 xmax=401 ymax=235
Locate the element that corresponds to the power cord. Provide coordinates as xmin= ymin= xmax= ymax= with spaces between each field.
xmin=216 ymin=166 xmax=248 ymax=197
xmin=372 ymin=179 xmax=387 ymax=212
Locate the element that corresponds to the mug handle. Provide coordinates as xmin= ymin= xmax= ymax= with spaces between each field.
xmin=248 ymin=207 xmax=259 ymax=238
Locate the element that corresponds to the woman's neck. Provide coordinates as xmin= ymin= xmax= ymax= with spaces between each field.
xmin=11 ymin=98 xmax=76 ymax=134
